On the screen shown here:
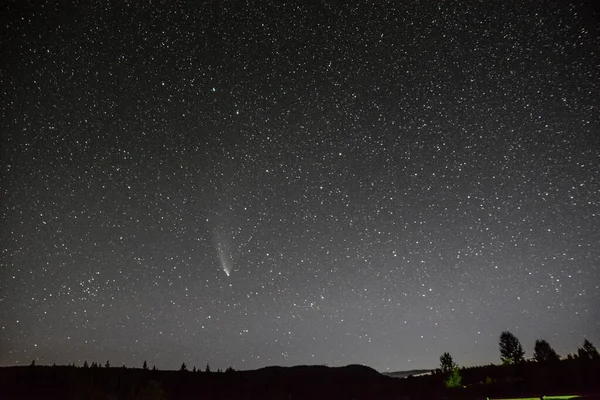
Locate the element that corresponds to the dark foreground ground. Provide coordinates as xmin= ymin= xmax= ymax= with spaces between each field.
xmin=1 ymin=358 xmax=599 ymax=400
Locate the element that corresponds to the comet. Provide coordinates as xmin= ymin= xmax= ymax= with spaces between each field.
xmin=217 ymin=243 xmax=232 ymax=277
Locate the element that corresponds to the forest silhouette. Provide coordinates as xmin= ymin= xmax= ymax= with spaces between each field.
xmin=1 ymin=334 xmax=599 ymax=399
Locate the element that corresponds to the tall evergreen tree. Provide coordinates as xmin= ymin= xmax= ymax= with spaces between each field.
xmin=445 ymin=368 xmax=462 ymax=388
xmin=533 ymin=339 xmax=560 ymax=362
xmin=578 ymin=339 xmax=599 ymax=360
xmin=439 ymin=352 xmax=456 ymax=374
xmin=143 ymin=360 xmax=148 ymax=370
xmin=499 ymin=331 xmax=525 ymax=364
xmin=180 ymin=362 xmax=187 ymax=372
xmin=105 ymin=360 xmax=110 ymax=368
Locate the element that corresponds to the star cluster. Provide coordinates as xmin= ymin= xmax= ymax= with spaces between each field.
xmin=1 ymin=0 xmax=599 ymax=371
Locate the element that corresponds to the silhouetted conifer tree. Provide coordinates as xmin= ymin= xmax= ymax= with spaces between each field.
xmin=499 ymin=331 xmax=525 ymax=364
xmin=445 ymin=368 xmax=462 ymax=388
xmin=440 ymin=352 xmax=456 ymax=374
xmin=205 ymin=364 xmax=211 ymax=373
xmin=143 ymin=360 xmax=148 ymax=370
xmin=105 ymin=360 xmax=110 ymax=368
xmin=533 ymin=339 xmax=560 ymax=362
xmin=180 ymin=363 xmax=187 ymax=372
xmin=83 ymin=361 xmax=89 ymax=368
xmin=578 ymin=339 xmax=599 ymax=360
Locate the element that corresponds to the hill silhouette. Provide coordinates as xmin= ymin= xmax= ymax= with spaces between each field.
xmin=1 ymin=357 xmax=599 ymax=399
xmin=0 ymin=364 xmax=398 ymax=400
xmin=251 ymin=364 xmax=385 ymax=380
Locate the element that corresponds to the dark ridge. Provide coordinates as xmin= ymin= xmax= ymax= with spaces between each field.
xmin=253 ymin=363 xmax=385 ymax=378
xmin=1 ymin=358 xmax=599 ymax=400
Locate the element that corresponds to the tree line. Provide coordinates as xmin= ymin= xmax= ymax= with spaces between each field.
xmin=32 ymin=359 xmax=236 ymax=374
xmin=439 ymin=332 xmax=599 ymax=388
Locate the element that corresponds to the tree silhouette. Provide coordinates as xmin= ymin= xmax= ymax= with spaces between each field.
xmin=499 ymin=331 xmax=525 ymax=364
xmin=533 ymin=339 xmax=560 ymax=362
xmin=105 ymin=360 xmax=110 ymax=368
xmin=205 ymin=364 xmax=211 ymax=373
xmin=439 ymin=352 xmax=456 ymax=374
xmin=83 ymin=361 xmax=89 ymax=368
xmin=192 ymin=366 xmax=197 ymax=372
xmin=30 ymin=360 xmax=36 ymax=367
xmin=180 ymin=362 xmax=187 ymax=372
xmin=578 ymin=339 xmax=599 ymax=360
xmin=445 ymin=368 xmax=462 ymax=388
xmin=143 ymin=360 xmax=148 ymax=370
xmin=439 ymin=352 xmax=461 ymax=388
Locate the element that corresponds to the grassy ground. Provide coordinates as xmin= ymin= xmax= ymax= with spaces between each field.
xmin=489 ymin=396 xmax=581 ymax=400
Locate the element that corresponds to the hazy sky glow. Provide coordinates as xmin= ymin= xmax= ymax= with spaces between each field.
xmin=1 ymin=0 xmax=599 ymax=372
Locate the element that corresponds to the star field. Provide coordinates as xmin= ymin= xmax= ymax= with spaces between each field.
xmin=1 ymin=0 xmax=599 ymax=372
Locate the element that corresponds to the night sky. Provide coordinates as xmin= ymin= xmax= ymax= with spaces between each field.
xmin=1 ymin=0 xmax=599 ymax=372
